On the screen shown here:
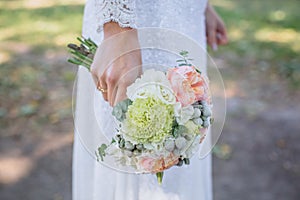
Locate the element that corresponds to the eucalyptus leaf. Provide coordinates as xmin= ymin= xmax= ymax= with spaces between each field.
xmin=97 ymin=144 xmax=108 ymax=161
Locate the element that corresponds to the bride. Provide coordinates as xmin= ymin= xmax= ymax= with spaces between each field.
xmin=73 ymin=0 xmax=227 ymax=199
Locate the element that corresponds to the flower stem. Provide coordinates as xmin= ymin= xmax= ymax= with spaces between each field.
xmin=67 ymin=36 xmax=98 ymax=70
xmin=156 ymin=172 xmax=164 ymax=185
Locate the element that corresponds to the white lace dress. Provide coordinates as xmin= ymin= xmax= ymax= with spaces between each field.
xmin=73 ymin=0 xmax=212 ymax=199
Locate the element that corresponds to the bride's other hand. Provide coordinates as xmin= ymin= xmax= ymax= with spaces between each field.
xmin=91 ymin=22 xmax=142 ymax=106
xmin=205 ymin=3 xmax=228 ymax=51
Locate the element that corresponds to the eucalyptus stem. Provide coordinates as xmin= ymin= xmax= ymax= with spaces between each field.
xmin=177 ymin=50 xmax=193 ymax=66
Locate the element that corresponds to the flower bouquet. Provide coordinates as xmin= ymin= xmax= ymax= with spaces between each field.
xmin=68 ymin=37 xmax=212 ymax=184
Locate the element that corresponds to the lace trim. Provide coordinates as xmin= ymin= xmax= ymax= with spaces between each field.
xmin=95 ymin=0 xmax=136 ymax=32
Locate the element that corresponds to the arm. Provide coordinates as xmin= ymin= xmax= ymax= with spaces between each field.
xmin=91 ymin=0 xmax=142 ymax=106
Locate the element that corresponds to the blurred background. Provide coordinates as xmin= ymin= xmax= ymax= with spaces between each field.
xmin=0 ymin=0 xmax=299 ymax=199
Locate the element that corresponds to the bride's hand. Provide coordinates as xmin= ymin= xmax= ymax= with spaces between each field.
xmin=91 ymin=22 xmax=142 ymax=106
xmin=205 ymin=3 xmax=228 ymax=51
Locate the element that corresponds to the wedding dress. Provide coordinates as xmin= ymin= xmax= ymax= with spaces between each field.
xmin=73 ymin=0 xmax=212 ymax=199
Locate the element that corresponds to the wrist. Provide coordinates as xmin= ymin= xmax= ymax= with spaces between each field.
xmin=103 ymin=22 xmax=134 ymax=39
xmin=205 ymin=2 xmax=216 ymax=16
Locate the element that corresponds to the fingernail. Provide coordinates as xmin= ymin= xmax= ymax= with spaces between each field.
xmin=212 ymin=43 xmax=218 ymax=51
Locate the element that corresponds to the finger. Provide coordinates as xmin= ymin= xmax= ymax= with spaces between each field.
xmin=110 ymin=68 xmax=131 ymax=106
xmin=217 ymin=32 xmax=227 ymax=45
xmin=217 ymin=22 xmax=228 ymax=45
xmin=105 ymin=68 xmax=117 ymax=106
xmin=92 ymin=73 xmax=98 ymax=86
xmin=110 ymin=82 xmax=118 ymax=106
xmin=113 ymin=65 xmax=141 ymax=106
xmin=206 ymin=27 xmax=218 ymax=51
xmin=98 ymin=78 xmax=108 ymax=101
xmin=91 ymin=63 xmax=107 ymax=101
xmin=216 ymin=33 xmax=226 ymax=45
xmin=91 ymin=56 xmax=103 ymax=86
xmin=92 ymin=68 xmax=108 ymax=101
xmin=101 ymin=90 xmax=108 ymax=102
xmin=114 ymin=84 xmax=127 ymax=106
xmin=106 ymin=82 xmax=114 ymax=106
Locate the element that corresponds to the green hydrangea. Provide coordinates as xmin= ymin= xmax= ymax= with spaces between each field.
xmin=122 ymin=96 xmax=174 ymax=144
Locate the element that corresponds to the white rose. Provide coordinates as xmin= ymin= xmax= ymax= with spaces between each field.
xmin=174 ymin=103 xmax=194 ymax=125
xmin=126 ymin=69 xmax=176 ymax=104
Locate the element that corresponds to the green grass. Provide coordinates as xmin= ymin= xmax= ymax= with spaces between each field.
xmin=0 ymin=1 xmax=83 ymax=128
xmin=211 ymin=0 xmax=300 ymax=87
xmin=0 ymin=3 xmax=84 ymax=51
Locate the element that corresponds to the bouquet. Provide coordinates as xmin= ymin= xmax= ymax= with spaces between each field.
xmin=68 ymin=37 xmax=212 ymax=184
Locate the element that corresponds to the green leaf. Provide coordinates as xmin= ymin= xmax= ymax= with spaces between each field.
xmin=97 ymin=144 xmax=108 ymax=162
xmin=179 ymin=50 xmax=189 ymax=57
xmin=183 ymin=158 xmax=190 ymax=165
xmin=179 ymin=63 xmax=188 ymax=66
xmin=111 ymin=138 xmax=116 ymax=144
xmin=195 ymin=68 xmax=202 ymax=74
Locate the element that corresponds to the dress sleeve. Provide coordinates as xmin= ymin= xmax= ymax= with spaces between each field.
xmin=94 ymin=0 xmax=136 ymax=31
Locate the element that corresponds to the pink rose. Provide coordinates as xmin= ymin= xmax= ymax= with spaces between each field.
xmin=167 ymin=66 xmax=209 ymax=106
xmin=139 ymin=157 xmax=157 ymax=172
xmin=139 ymin=154 xmax=179 ymax=173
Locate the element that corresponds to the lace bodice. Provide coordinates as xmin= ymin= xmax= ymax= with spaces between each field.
xmin=94 ymin=0 xmax=208 ymax=33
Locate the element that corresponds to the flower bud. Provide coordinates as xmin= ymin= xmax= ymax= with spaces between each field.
xmin=133 ymin=149 xmax=141 ymax=156
xmin=192 ymin=118 xmax=203 ymax=126
xmin=200 ymin=100 xmax=208 ymax=106
xmin=173 ymin=148 xmax=181 ymax=156
xmin=112 ymin=106 xmax=123 ymax=121
xmin=184 ymin=134 xmax=193 ymax=141
xmin=124 ymin=141 xmax=134 ymax=150
xmin=136 ymin=144 xmax=144 ymax=150
xmin=119 ymin=139 xmax=125 ymax=149
xmin=203 ymin=119 xmax=210 ymax=128
xmin=183 ymin=158 xmax=190 ymax=165
xmin=192 ymin=108 xmax=201 ymax=118
xmin=175 ymin=137 xmax=187 ymax=150
xmin=164 ymin=139 xmax=175 ymax=152
xmin=177 ymin=159 xmax=183 ymax=166
xmin=114 ymin=134 xmax=121 ymax=142
xmin=202 ymin=107 xmax=212 ymax=117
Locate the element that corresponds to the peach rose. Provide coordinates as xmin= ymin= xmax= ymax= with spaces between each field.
xmin=139 ymin=157 xmax=158 ymax=172
xmin=167 ymin=66 xmax=209 ymax=106
xmin=139 ymin=154 xmax=179 ymax=173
